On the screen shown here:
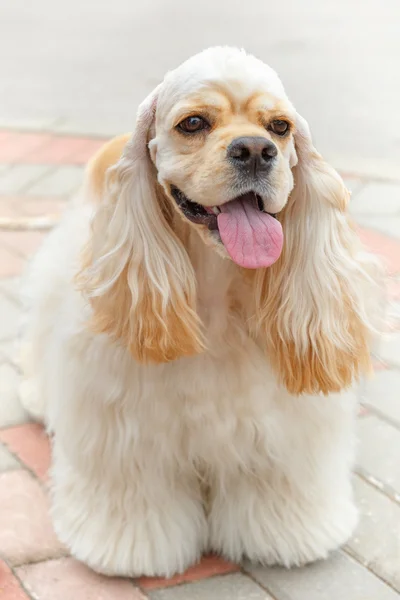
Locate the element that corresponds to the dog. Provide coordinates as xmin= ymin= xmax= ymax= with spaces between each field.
xmin=19 ymin=46 xmax=379 ymax=578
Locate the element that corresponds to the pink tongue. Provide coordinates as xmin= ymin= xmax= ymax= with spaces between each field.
xmin=217 ymin=196 xmax=283 ymax=269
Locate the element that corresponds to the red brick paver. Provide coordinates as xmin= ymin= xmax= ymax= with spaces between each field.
xmin=0 ymin=424 xmax=51 ymax=481
xmin=18 ymin=196 xmax=67 ymax=217
xmin=0 ymin=198 xmax=23 ymax=219
xmin=0 ymin=471 xmax=64 ymax=565
xmin=137 ymin=554 xmax=240 ymax=591
xmin=0 ymin=560 xmax=29 ymax=600
xmin=0 ymin=133 xmax=53 ymax=163
xmin=0 ymin=232 xmax=45 ymax=259
xmin=17 ymin=558 xmax=147 ymax=600
xmin=0 ymin=130 xmax=106 ymax=166
xmin=23 ymin=136 xmax=105 ymax=165
xmin=357 ymin=226 xmax=400 ymax=275
xmin=0 ymin=246 xmax=25 ymax=278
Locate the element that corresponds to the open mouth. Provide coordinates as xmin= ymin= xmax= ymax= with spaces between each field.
xmin=170 ymin=185 xmax=283 ymax=270
xmin=170 ymin=186 xmax=276 ymax=231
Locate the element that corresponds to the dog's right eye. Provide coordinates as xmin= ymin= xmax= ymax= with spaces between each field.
xmin=177 ymin=116 xmax=210 ymax=134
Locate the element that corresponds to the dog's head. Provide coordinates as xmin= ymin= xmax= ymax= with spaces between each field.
xmin=150 ymin=48 xmax=297 ymax=269
xmin=79 ymin=47 xmax=377 ymax=394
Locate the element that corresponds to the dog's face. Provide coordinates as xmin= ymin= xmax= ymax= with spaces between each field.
xmin=149 ymin=49 xmax=297 ymax=269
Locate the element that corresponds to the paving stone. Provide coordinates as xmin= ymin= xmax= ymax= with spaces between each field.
xmin=0 ymin=363 xmax=31 ymax=428
xmin=26 ymin=166 xmax=84 ymax=196
xmin=0 ymin=293 xmax=21 ymax=340
xmin=0 ymin=164 xmax=11 ymax=177
xmin=0 ymin=338 xmax=17 ymax=363
xmin=362 ymin=369 xmax=400 ymax=425
xmin=387 ymin=298 xmax=400 ymax=323
xmin=0 ymin=165 xmax=52 ymax=194
xmin=69 ymin=138 xmax=107 ymax=164
xmin=377 ymin=332 xmax=400 ymax=368
xmin=357 ymin=415 xmax=400 ymax=491
xmin=0 ymin=470 xmax=65 ymax=565
xmin=17 ymin=558 xmax=145 ymax=600
xmin=0 ymin=442 xmax=20 ymax=472
xmin=148 ymin=573 xmax=271 ymax=600
xmin=23 ymin=136 xmax=106 ymax=165
xmin=246 ymin=551 xmax=399 ymax=600
xmin=53 ymin=118 xmax=124 ymax=138
xmin=0 ymin=117 xmax=60 ymax=131
xmin=0 ymin=132 xmax=52 ymax=163
xmin=0 ymin=231 xmax=45 ymax=259
xmin=138 ymin=554 xmax=239 ymax=591
xmin=0 ymin=245 xmax=25 ymax=278
xmin=0 ymin=559 xmax=30 ymax=599
xmin=347 ymin=476 xmax=400 ymax=591
xmin=349 ymin=182 xmax=400 ymax=215
xmin=355 ymin=215 xmax=400 ymax=241
xmin=20 ymin=196 xmax=67 ymax=217
xmin=0 ymin=195 xmax=21 ymax=219
xmin=356 ymin=226 xmax=400 ymax=275
xmin=0 ymin=424 xmax=51 ymax=481
xmin=0 ymin=277 xmax=22 ymax=306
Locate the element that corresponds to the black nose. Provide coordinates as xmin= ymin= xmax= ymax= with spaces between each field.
xmin=227 ymin=136 xmax=277 ymax=173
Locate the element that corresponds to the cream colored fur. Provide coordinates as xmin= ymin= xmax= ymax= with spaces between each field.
xmin=19 ymin=47 xmax=380 ymax=577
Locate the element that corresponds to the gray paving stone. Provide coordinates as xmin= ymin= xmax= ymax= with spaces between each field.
xmin=246 ymin=551 xmax=399 ymax=600
xmin=362 ymin=370 xmax=400 ymax=425
xmin=0 ymin=362 xmax=30 ymax=428
xmin=0 ymin=277 xmax=22 ymax=307
xmin=357 ymin=415 xmax=400 ymax=491
xmin=349 ymin=182 xmax=400 ymax=215
xmin=148 ymin=574 xmax=272 ymax=600
xmin=377 ymin=333 xmax=400 ymax=368
xmin=52 ymin=117 xmax=125 ymax=138
xmin=26 ymin=166 xmax=85 ymax=196
xmin=354 ymin=215 xmax=400 ymax=240
xmin=0 ymin=165 xmax=53 ymax=194
xmin=0 ymin=294 xmax=21 ymax=341
xmin=347 ymin=476 xmax=400 ymax=591
xmin=0 ymin=443 xmax=20 ymax=473
xmin=0 ymin=116 xmax=61 ymax=132
xmin=0 ymin=338 xmax=18 ymax=364
xmin=387 ymin=299 xmax=400 ymax=323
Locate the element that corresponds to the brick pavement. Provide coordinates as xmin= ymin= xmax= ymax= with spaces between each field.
xmin=0 ymin=128 xmax=399 ymax=599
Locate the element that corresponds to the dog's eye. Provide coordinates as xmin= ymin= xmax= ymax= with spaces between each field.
xmin=177 ymin=116 xmax=209 ymax=134
xmin=269 ymin=120 xmax=290 ymax=136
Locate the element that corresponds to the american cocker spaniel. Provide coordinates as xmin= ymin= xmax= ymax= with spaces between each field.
xmin=19 ymin=46 xmax=379 ymax=578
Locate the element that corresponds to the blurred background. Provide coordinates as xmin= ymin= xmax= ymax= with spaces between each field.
xmin=2 ymin=0 xmax=400 ymax=178
xmin=0 ymin=3 xmax=400 ymax=600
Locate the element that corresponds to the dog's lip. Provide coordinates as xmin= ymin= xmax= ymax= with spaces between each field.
xmin=170 ymin=185 xmax=219 ymax=230
xmin=170 ymin=185 xmax=277 ymax=231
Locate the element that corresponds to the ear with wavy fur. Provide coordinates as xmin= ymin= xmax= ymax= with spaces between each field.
xmin=254 ymin=115 xmax=377 ymax=395
xmin=77 ymin=88 xmax=204 ymax=362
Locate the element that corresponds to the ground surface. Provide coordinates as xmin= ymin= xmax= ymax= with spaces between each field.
xmin=0 ymin=1 xmax=400 ymax=597
xmin=0 ymin=129 xmax=399 ymax=600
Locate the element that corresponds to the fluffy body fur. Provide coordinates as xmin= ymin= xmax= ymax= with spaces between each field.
xmin=19 ymin=47 xmax=379 ymax=577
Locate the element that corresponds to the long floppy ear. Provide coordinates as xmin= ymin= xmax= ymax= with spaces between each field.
xmin=254 ymin=115 xmax=379 ymax=395
xmin=77 ymin=87 xmax=204 ymax=362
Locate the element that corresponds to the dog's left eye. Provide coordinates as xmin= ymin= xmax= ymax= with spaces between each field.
xmin=269 ymin=120 xmax=290 ymax=136
xmin=177 ymin=116 xmax=210 ymax=134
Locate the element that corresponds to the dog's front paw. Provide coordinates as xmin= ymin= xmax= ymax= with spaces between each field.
xmin=51 ymin=466 xmax=207 ymax=577
xmin=209 ymin=483 xmax=358 ymax=567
